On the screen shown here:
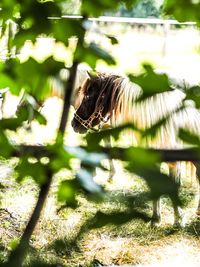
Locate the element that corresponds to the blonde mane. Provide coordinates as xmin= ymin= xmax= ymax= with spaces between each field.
xmin=101 ymin=75 xmax=200 ymax=149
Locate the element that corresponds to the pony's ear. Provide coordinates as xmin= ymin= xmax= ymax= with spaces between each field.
xmin=87 ymin=70 xmax=97 ymax=79
xmin=82 ymin=78 xmax=90 ymax=91
xmin=87 ymin=71 xmax=93 ymax=79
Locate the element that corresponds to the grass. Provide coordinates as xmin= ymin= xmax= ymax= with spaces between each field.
xmin=0 ymin=156 xmax=200 ymax=266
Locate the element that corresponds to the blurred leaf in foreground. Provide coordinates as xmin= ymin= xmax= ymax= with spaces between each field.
xmin=179 ymin=128 xmax=200 ymax=146
xmin=129 ymin=64 xmax=172 ymax=101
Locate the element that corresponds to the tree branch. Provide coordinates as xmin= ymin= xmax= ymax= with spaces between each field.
xmin=14 ymin=144 xmax=200 ymax=162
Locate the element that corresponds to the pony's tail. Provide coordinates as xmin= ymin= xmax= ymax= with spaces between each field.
xmin=184 ymin=161 xmax=197 ymax=184
xmin=166 ymin=161 xmax=196 ymax=186
xmin=174 ymin=161 xmax=197 ymax=185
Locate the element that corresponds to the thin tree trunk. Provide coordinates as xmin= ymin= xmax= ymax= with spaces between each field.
xmin=6 ymin=172 xmax=52 ymax=266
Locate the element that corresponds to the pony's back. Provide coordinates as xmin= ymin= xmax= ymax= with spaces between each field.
xmin=111 ymin=77 xmax=200 ymax=149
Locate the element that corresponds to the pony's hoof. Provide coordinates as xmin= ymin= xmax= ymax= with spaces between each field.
xmin=196 ymin=209 xmax=200 ymax=216
xmin=173 ymin=218 xmax=185 ymax=228
xmin=151 ymin=217 xmax=161 ymax=227
xmin=107 ymin=172 xmax=115 ymax=183
xmin=107 ymin=176 xmax=113 ymax=183
xmin=173 ymin=222 xmax=182 ymax=228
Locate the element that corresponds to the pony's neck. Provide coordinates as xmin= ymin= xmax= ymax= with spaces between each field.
xmin=100 ymin=75 xmax=123 ymax=120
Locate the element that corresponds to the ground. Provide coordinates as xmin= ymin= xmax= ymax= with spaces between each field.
xmin=0 ymin=158 xmax=199 ymax=266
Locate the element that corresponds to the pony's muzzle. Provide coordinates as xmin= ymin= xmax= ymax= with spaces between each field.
xmin=71 ymin=118 xmax=88 ymax=134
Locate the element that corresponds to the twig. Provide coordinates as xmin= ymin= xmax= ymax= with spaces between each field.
xmin=13 ymin=144 xmax=200 ymax=162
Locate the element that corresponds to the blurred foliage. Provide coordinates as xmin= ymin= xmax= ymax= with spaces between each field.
xmin=129 ymin=64 xmax=172 ymax=101
xmin=0 ymin=0 xmax=200 ymax=266
xmin=81 ymin=0 xmax=137 ymax=16
xmin=163 ymin=0 xmax=200 ymax=24
xmin=60 ymin=0 xmax=81 ymax=15
xmin=118 ymin=0 xmax=163 ymax=18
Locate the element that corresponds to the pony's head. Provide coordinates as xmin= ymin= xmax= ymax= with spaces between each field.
xmin=71 ymin=73 xmax=120 ymax=133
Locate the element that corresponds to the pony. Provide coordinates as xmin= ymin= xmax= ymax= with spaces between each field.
xmin=71 ymin=72 xmax=200 ymax=226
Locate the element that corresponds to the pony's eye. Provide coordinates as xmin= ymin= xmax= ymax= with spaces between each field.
xmin=85 ymin=95 xmax=90 ymax=100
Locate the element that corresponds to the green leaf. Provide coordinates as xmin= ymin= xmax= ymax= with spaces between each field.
xmin=76 ymin=168 xmax=103 ymax=194
xmin=126 ymin=158 xmax=180 ymax=204
xmin=163 ymin=0 xmax=200 ymax=25
xmin=0 ymin=117 xmax=25 ymax=131
xmin=75 ymin=42 xmax=116 ymax=69
xmin=141 ymin=169 xmax=180 ymax=204
xmin=107 ymin=35 xmax=118 ymax=45
xmin=9 ymin=239 xmax=19 ymax=250
xmin=123 ymin=0 xmax=138 ymax=9
xmin=57 ymin=180 xmax=78 ymax=207
xmin=179 ymin=128 xmax=200 ymax=146
xmin=81 ymin=0 xmax=138 ymax=16
xmin=185 ymin=86 xmax=200 ymax=109
xmin=0 ymin=0 xmax=18 ymax=21
xmin=86 ymin=123 xmax=140 ymax=150
xmin=128 ymin=64 xmax=172 ymax=101
xmin=14 ymin=1 xmax=62 ymax=47
xmin=17 ymin=94 xmax=46 ymax=125
xmin=81 ymin=0 xmax=118 ymax=16
xmin=15 ymin=156 xmax=47 ymax=184
xmin=0 ymin=59 xmax=21 ymax=95
xmin=67 ymin=146 xmax=107 ymax=167
xmin=124 ymin=147 xmax=180 ymax=204
xmin=34 ymin=110 xmax=47 ymax=125
xmin=125 ymin=147 xmax=160 ymax=169
xmin=0 ymin=73 xmax=17 ymax=92
xmin=53 ymin=19 xmax=85 ymax=43
xmin=0 ymin=132 xmax=14 ymax=158
xmin=14 ymin=56 xmax=65 ymax=101
xmin=48 ymin=142 xmax=74 ymax=173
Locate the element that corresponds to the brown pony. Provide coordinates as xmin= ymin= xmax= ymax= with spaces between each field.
xmin=71 ymin=72 xmax=200 ymax=226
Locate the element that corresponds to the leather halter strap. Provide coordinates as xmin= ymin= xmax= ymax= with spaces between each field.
xmin=74 ymin=105 xmax=109 ymax=131
xmin=74 ymin=75 xmax=115 ymax=131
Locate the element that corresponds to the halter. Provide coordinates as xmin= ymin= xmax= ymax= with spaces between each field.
xmin=74 ymin=105 xmax=109 ymax=132
xmin=74 ymin=75 xmax=117 ymax=132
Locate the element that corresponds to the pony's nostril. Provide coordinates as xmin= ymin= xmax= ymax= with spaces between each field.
xmin=71 ymin=119 xmax=78 ymax=129
xmin=71 ymin=118 xmax=87 ymax=134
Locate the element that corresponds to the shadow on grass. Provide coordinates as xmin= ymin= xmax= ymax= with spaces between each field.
xmin=183 ymin=217 xmax=200 ymax=237
xmin=1 ymin=188 xmax=199 ymax=267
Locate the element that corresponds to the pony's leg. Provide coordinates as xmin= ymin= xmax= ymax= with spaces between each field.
xmin=0 ymin=88 xmax=9 ymax=119
xmin=108 ymin=158 xmax=115 ymax=182
xmin=193 ymin=161 xmax=200 ymax=216
xmin=103 ymin=135 xmax=115 ymax=182
xmin=150 ymin=163 xmax=162 ymax=226
xmin=196 ymin=177 xmax=200 ymax=216
xmin=152 ymin=198 xmax=161 ymax=226
xmin=168 ymin=162 xmax=183 ymax=226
